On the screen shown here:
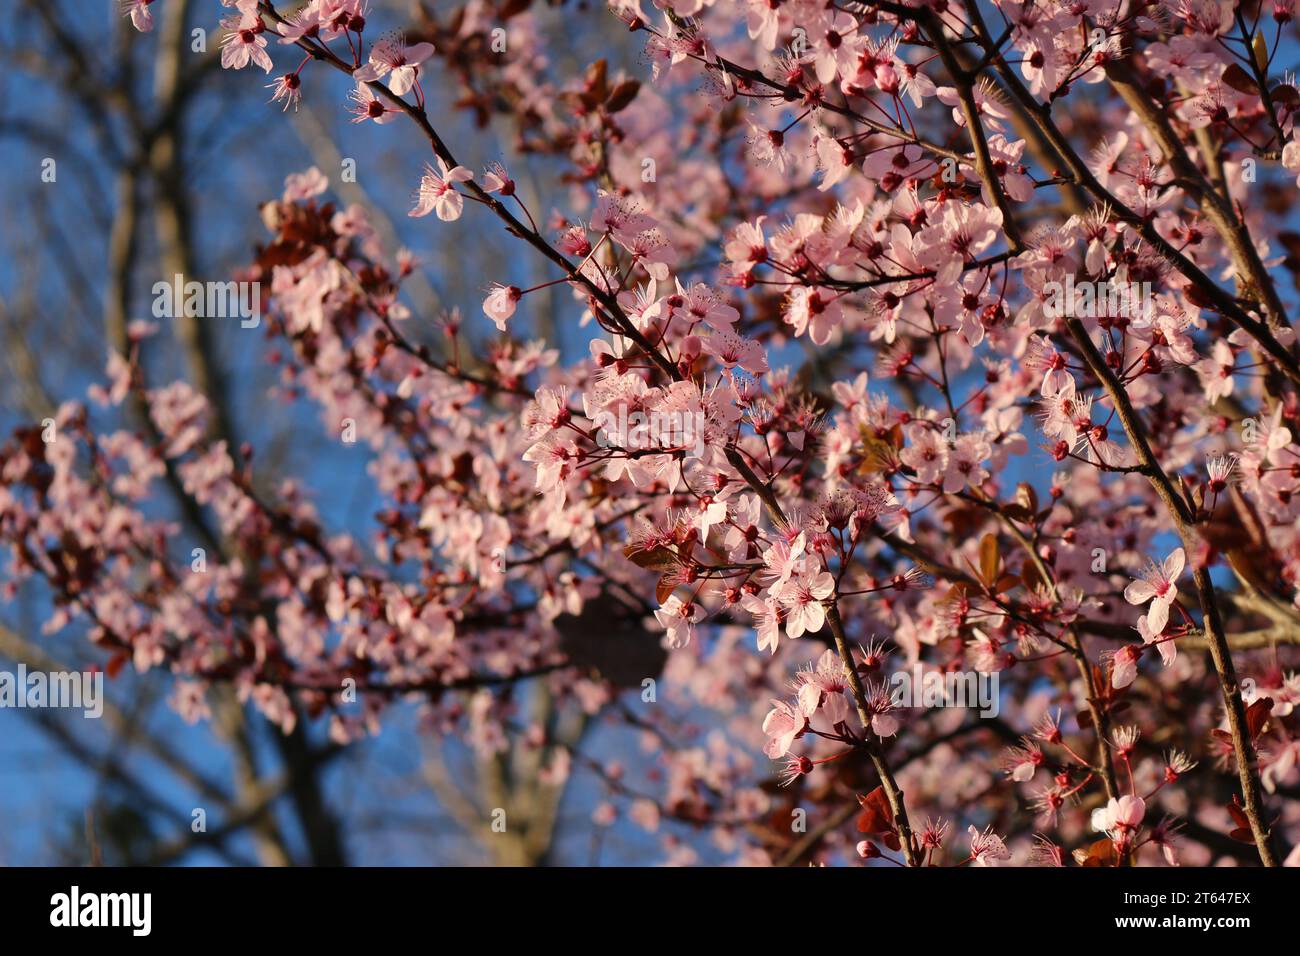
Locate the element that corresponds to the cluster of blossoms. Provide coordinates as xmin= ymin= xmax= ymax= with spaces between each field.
xmin=20 ymin=0 xmax=1300 ymax=864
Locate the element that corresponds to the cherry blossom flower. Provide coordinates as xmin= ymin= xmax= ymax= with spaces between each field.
xmin=1092 ymin=795 xmax=1146 ymax=847
xmin=1205 ymin=454 xmax=1239 ymax=497
xmin=482 ymin=284 xmax=521 ymax=331
xmin=654 ymin=595 xmax=705 ymax=649
xmin=778 ymin=569 xmax=834 ymax=638
xmin=220 ymin=16 xmax=274 ymax=73
xmin=1136 ymin=614 xmax=1176 ymax=668
xmin=348 ymin=82 xmax=400 ymax=124
xmin=1195 ymin=340 xmax=1237 ymax=403
xmin=760 ymin=533 xmax=806 ymax=591
xmin=761 ymin=698 xmax=807 ymax=759
xmin=794 ymin=649 xmax=851 ymax=728
xmin=1108 ymin=643 xmax=1141 ymax=690
xmin=353 ymin=35 xmax=436 ymax=96
xmin=275 ymin=3 xmax=325 ymax=43
xmin=968 ymin=825 xmax=1012 ymax=866
xmin=701 ymin=330 xmax=768 ymax=376
xmin=779 ymin=754 xmax=814 ymax=787
xmin=121 ymin=0 xmax=155 ymax=32
xmin=1001 ymin=740 xmax=1044 ymax=782
xmin=266 ymin=73 xmax=303 ymax=112
xmin=1124 ymin=548 xmax=1185 ymax=635
xmin=673 ymin=280 xmax=738 ymax=332
xmin=282 ymin=167 xmax=329 ymax=202
xmin=813 ymin=132 xmax=855 ymax=191
xmin=783 ymin=287 xmax=844 ymax=346
xmin=741 ymin=593 xmax=782 ymax=655
xmin=919 ymin=817 xmax=950 ymax=851
xmin=808 ymin=13 xmax=861 ymax=84
xmin=917 ymin=202 xmax=1004 ymax=285
xmin=481 ymin=162 xmax=515 ymax=196
xmin=942 ymin=433 xmax=992 ymax=493
xmin=409 ymin=158 xmax=473 ymax=221
xmin=863 ymin=680 xmax=900 ymax=738
xmin=723 ymin=217 xmax=768 ymax=279
xmin=862 ymin=144 xmax=935 ymax=190
xmin=900 ymin=427 xmax=949 ymax=485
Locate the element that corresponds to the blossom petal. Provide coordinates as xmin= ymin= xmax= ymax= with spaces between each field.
xmin=1147 ymin=599 xmax=1169 ymax=635
xmin=1123 ymin=579 xmax=1157 ymax=605
xmin=1162 ymin=547 xmax=1185 ymax=582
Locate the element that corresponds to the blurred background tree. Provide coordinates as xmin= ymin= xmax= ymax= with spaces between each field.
xmin=0 ymin=0 xmax=650 ymax=867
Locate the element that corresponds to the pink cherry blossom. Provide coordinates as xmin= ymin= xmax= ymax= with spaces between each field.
xmin=348 ymin=82 xmax=400 ymax=124
xmin=220 ymin=15 xmax=274 ymax=73
xmin=1124 ymin=548 xmax=1185 ymax=636
xmin=653 ymin=595 xmax=704 ymax=649
xmin=409 ymin=158 xmax=473 ymax=221
xmin=353 ymin=35 xmax=435 ymax=96
xmin=1093 ymin=795 xmax=1147 ymax=849
xmin=968 ymin=825 xmax=1012 ymax=866
xmin=121 ymin=0 xmax=155 ymax=32
xmin=482 ymin=284 xmax=521 ymax=330
xmin=1109 ymin=643 xmax=1141 ymax=690
xmin=761 ymin=698 xmax=807 ymax=759
xmin=778 ymin=569 xmax=834 ymax=639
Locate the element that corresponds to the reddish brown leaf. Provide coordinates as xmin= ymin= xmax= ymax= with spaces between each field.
xmin=979 ymin=533 xmax=1000 ymax=585
xmin=655 ymin=574 xmax=676 ymax=605
xmin=855 ymin=786 xmax=895 ymax=836
xmin=1183 ymin=283 xmax=1216 ymax=310
xmin=1245 ymin=696 xmax=1274 ymax=739
xmin=1226 ymin=797 xmax=1251 ymax=831
xmin=623 ymin=543 xmax=679 ymax=572
xmin=584 ymin=59 xmax=609 ymax=102
xmin=605 ymin=79 xmax=641 ymax=113
xmin=1272 ymin=84 xmax=1300 ymax=109
xmin=994 ymin=573 xmax=1020 ymax=595
xmin=936 ymin=582 xmax=968 ymax=606
xmin=1221 ymin=63 xmax=1258 ymax=95
xmin=1073 ymin=838 xmax=1118 ymax=867
xmin=1001 ymin=504 xmax=1034 ymax=523
xmin=1015 ymin=482 xmax=1039 ymax=517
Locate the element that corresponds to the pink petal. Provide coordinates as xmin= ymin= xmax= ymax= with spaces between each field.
xmin=1163 ymin=547 xmax=1185 ymax=582
xmin=1123 ymin=579 xmax=1156 ymax=605
xmin=405 ymin=42 xmax=436 ymax=64
xmin=1147 ymin=599 xmax=1169 ymax=635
